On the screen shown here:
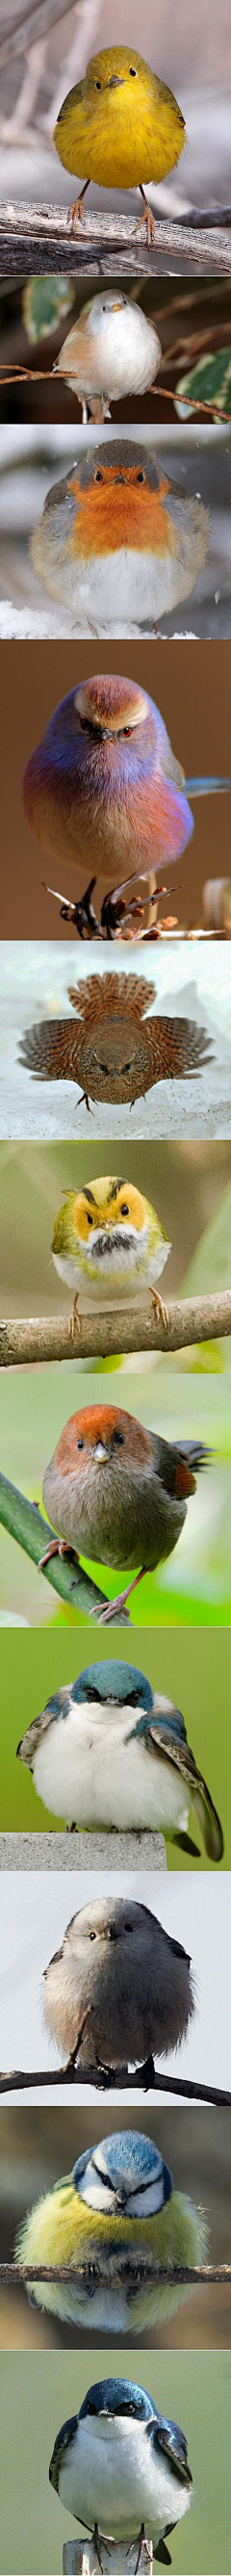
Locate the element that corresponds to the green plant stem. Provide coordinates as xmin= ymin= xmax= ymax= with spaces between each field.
xmin=0 ymin=1471 xmax=130 ymax=1624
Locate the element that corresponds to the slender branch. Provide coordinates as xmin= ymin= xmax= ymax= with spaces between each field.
xmin=2 ymin=2262 xmax=231 ymax=2286
xmin=0 ymin=206 xmax=230 ymax=276
xmin=0 ymin=1471 xmax=130 ymax=1624
xmin=0 ymin=2066 xmax=230 ymax=2103
xmin=0 ymin=0 xmax=78 ymax=65
xmin=1 ymin=1290 xmax=231 ymax=1366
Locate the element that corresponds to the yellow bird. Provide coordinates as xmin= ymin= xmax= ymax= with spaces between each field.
xmin=15 ymin=2127 xmax=208 ymax=2333
xmin=52 ymin=1174 xmax=171 ymax=1336
xmin=54 ymin=44 xmax=186 ymax=247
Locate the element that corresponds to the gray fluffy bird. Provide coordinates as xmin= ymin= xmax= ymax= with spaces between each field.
xmin=43 ymin=1894 xmax=194 ymax=2083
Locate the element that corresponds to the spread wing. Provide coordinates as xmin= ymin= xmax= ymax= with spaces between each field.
xmin=19 ymin=1019 xmax=80 ymax=1083
xmin=17 ymin=1685 xmax=74 ymax=1768
xmin=148 ymin=1016 xmax=213 ymax=1084
xmin=131 ymin=1709 xmax=223 ymax=1862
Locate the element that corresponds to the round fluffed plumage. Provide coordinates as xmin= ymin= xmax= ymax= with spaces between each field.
xmin=19 ymin=971 xmax=213 ymax=1110
xmin=22 ymin=674 xmax=194 ymax=905
xmin=53 ymin=44 xmax=186 ymax=248
xmin=15 ymin=2123 xmax=208 ymax=2332
xmin=48 ymin=2373 xmax=193 ymax=2553
xmin=16 ymin=1660 xmax=223 ymax=1859
xmin=42 ymin=1893 xmax=194 ymax=2072
xmin=30 ymin=443 xmax=209 ymax=636
xmin=51 ymin=1174 xmax=171 ymax=1320
xmin=55 ymin=293 xmax=162 ymax=422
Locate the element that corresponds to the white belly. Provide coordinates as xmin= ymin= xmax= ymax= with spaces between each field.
xmin=74 ymin=549 xmax=185 ymax=633
xmin=53 ymin=1234 xmax=168 ymax=1314
xmin=33 ymin=1702 xmax=189 ymax=1834
xmin=60 ymin=2414 xmax=190 ymax=2541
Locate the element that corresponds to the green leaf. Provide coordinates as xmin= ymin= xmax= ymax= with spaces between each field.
xmin=22 ymin=275 xmax=76 ymax=345
xmin=176 ymin=348 xmax=231 ymax=419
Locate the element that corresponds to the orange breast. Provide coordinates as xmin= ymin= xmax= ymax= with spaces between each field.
xmin=69 ymin=471 xmax=176 ymax=559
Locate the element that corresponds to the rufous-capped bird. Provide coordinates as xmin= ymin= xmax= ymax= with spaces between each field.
xmin=38 ymin=1401 xmax=211 ymax=1624
xmin=31 ymin=443 xmax=208 ymax=640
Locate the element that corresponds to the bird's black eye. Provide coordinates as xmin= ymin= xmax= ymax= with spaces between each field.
xmin=77 ymin=1437 xmax=84 ymax=1449
xmin=94 ymin=78 xmax=101 ymax=88
xmin=120 ymin=1202 xmax=129 ymax=1215
xmin=122 ymin=726 xmax=132 ymax=736
xmin=90 ymin=1929 xmax=96 ymax=1939
xmin=94 ymin=468 xmax=103 ymax=481
xmin=87 ymin=1214 xmax=93 ymax=1226
xmin=114 ymin=1429 xmax=125 ymax=1445
xmin=137 ymin=470 xmax=144 ymax=482
xmin=129 ymin=65 xmax=137 ymax=74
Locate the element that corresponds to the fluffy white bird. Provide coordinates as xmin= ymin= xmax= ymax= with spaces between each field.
xmin=17 ymin=1658 xmax=223 ymax=1860
xmin=55 ymin=292 xmax=162 ymax=422
xmin=49 ymin=2374 xmax=193 ymax=2563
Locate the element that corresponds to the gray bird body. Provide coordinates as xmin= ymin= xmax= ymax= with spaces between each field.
xmin=43 ymin=1894 xmax=193 ymax=2070
xmin=43 ymin=1442 xmax=188 ymax=1575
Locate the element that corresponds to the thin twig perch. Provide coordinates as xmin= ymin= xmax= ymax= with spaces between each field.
xmin=0 ymin=205 xmax=230 ymax=276
xmin=2 ymin=2261 xmax=231 ymax=2286
xmin=0 ymin=2066 xmax=230 ymax=2103
xmin=0 ymin=1471 xmax=130 ymax=1624
xmin=0 ymin=1289 xmax=231 ymax=1366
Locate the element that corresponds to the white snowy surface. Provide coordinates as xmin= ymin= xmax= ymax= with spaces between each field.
xmin=0 ymin=939 xmax=230 ymax=1140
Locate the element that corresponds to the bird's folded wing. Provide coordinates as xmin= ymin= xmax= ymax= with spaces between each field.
xmin=17 ymin=1686 xmax=73 ymax=1764
xmin=141 ymin=1721 xmax=223 ymax=1861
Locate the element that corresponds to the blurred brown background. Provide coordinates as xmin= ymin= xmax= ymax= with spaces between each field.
xmin=1 ymin=637 xmax=231 ymax=938
xmin=0 ymin=2102 xmax=230 ymax=2350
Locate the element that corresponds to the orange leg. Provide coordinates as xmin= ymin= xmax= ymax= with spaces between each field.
xmin=133 ymin=186 xmax=155 ymax=248
xmin=150 ymin=1287 xmax=168 ymax=1328
xmin=69 ymin=178 xmax=90 ymax=232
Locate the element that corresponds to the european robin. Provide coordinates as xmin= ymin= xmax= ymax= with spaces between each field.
xmin=15 ymin=2122 xmax=207 ymax=2332
xmin=54 ymin=293 xmax=162 ymax=423
xmin=39 ymin=1400 xmax=210 ymax=1621
xmin=42 ymin=1892 xmax=194 ymax=2072
xmin=53 ymin=44 xmax=186 ymax=247
xmin=22 ymin=671 xmax=195 ymax=938
xmin=31 ymin=441 xmax=209 ymax=639
xmin=51 ymin=1172 xmax=171 ymax=1336
xmin=19 ymin=971 xmax=213 ymax=1113
xmin=48 ymin=2376 xmax=192 ymax=2555
xmin=17 ymin=1657 xmax=223 ymax=1860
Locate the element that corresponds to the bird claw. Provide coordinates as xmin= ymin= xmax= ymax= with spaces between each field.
xmin=38 ymin=1540 xmax=79 ymax=1571
xmin=127 ymin=2528 xmax=152 ymax=2575
xmin=150 ymin=1288 xmax=168 ymax=1329
xmin=134 ymin=196 xmax=155 ymax=248
xmin=92 ymin=2528 xmax=112 ymax=2574
xmin=69 ymin=1293 xmax=81 ymax=1340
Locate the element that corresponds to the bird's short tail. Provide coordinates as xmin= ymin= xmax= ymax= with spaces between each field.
xmin=175 ymin=1441 xmax=212 ymax=1472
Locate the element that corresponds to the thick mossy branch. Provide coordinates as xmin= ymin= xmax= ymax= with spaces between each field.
xmin=1 ymin=1288 xmax=231 ymax=1366
xmin=0 ymin=1471 xmax=129 ymax=1624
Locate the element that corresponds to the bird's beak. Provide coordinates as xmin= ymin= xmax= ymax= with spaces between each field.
xmin=94 ymin=1442 xmax=109 ymax=1463
xmin=108 ymin=73 xmax=124 ymax=87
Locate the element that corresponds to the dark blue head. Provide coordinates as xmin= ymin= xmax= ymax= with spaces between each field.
xmin=71 ymin=1662 xmax=153 ymax=1710
xmin=80 ymin=2380 xmax=155 ymax=2422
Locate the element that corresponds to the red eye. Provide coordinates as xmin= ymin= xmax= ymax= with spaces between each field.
xmin=122 ymin=726 xmax=132 ymax=736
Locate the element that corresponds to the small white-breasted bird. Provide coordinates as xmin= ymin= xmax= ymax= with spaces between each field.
xmin=49 ymin=2374 xmax=193 ymax=2563
xmin=15 ymin=2124 xmax=208 ymax=2334
xmin=42 ymin=1893 xmax=194 ymax=2080
xmin=51 ymin=1174 xmax=171 ymax=1334
xmin=16 ymin=1659 xmax=223 ymax=1861
xmin=55 ymin=293 xmax=162 ymax=423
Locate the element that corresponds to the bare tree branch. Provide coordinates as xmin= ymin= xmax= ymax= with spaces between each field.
xmin=0 ymin=0 xmax=78 ymax=68
xmin=2 ymin=2261 xmax=231 ymax=2286
xmin=0 ymin=1290 xmax=231 ymax=1366
xmin=0 ymin=2066 xmax=230 ymax=2103
xmin=0 ymin=205 xmax=230 ymax=276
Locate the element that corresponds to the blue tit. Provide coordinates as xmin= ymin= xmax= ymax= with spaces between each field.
xmin=42 ymin=1894 xmax=193 ymax=2077
xmin=17 ymin=1657 xmax=223 ymax=1860
xmin=15 ymin=2125 xmax=208 ymax=2335
xmin=49 ymin=2374 xmax=193 ymax=2563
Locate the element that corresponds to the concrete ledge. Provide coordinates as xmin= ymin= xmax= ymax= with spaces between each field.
xmin=0 ymin=1830 xmax=167 ymax=1870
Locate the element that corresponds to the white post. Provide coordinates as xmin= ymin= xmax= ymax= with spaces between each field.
xmin=63 ymin=2546 xmax=153 ymax=2576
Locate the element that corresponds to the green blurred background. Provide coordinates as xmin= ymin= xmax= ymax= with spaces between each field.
xmin=1 ymin=1625 xmax=230 ymax=1868
xmin=0 ymin=2103 xmax=230 ymax=2351
xmin=1 ymin=1138 xmax=231 ymax=1328
xmin=0 ymin=2347 xmax=230 ymax=2571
